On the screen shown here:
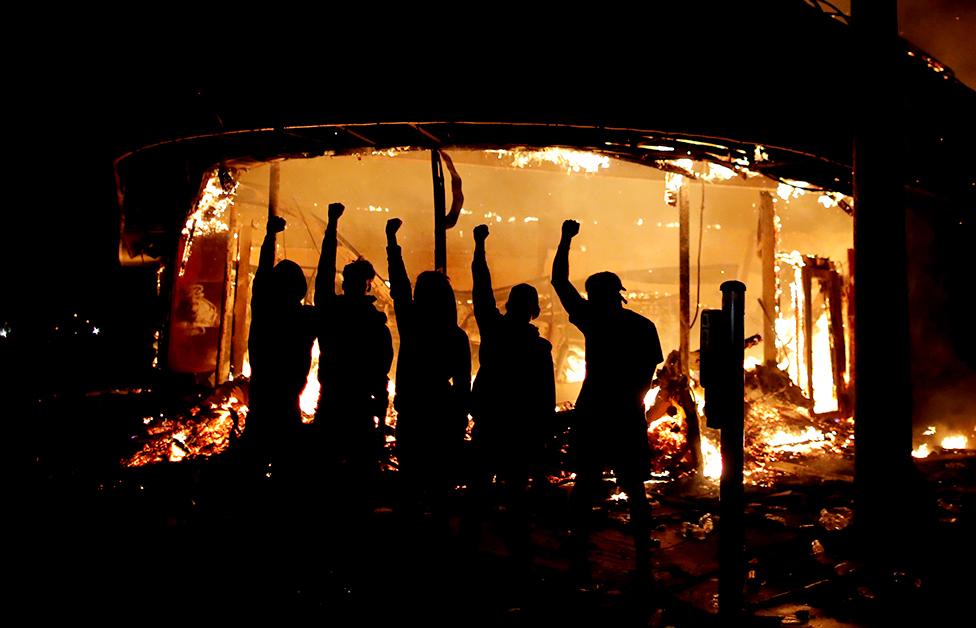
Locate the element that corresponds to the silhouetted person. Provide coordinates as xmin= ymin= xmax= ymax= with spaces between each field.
xmin=314 ymin=202 xmax=394 ymax=483
xmin=466 ymin=224 xmax=555 ymax=565
xmin=551 ymin=219 xmax=663 ymax=581
xmin=246 ymin=214 xmax=316 ymax=476
xmin=386 ymin=217 xmax=470 ymax=529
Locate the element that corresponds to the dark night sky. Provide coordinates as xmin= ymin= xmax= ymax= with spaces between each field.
xmin=2 ymin=3 xmax=973 ymax=390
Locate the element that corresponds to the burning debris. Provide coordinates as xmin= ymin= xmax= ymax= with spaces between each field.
xmin=125 ymin=378 xmax=249 ymax=467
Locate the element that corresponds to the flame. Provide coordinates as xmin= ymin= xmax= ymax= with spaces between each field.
xmin=811 ymin=310 xmax=838 ymax=414
xmin=765 ymin=426 xmax=829 ymax=454
xmin=664 ymin=171 xmax=685 ymax=206
xmin=299 ymin=340 xmax=321 ymax=422
xmin=701 ymin=434 xmax=722 ymax=479
xmin=562 ymin=347 xmax=586 ymax=383
xmin=643 ymin=387 xmax=660 ymax=413
xmin=178 ymin=170 xmax=239 ymax=276
xmin=125 ymin=382 xmax=249 ymax=467
xmin=941 ymin=435 xmax=968 ymax=450
xmin=487 ymin=148 xmax=610 ymax=174
xmin=912 ymin=443 xmax=931 ymax=458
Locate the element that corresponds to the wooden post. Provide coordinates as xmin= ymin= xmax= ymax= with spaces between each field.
xmin=215 ymin=207 xmax=237 ymax=384
xmin=432 ymin=150 xmax=447 ymax=273
xmin=679 ymin=185 xmax=690 ymax=376
xmin=230 ymin=223 xmax=253 ymax=378
xmin=852 ymin=0 xmax=913 ymax=567
xmin=802 ymin=263 xmax=815 ymax=402
xmin=759 ymin=191 xmax=777 ymax=365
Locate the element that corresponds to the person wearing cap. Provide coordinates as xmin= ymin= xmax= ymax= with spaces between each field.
xmin=551 ymin=219 xmax=663 ymax=582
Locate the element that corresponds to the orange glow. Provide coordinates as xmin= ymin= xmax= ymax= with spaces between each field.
xmin=299 ymin=340 xmax=321 ymax=422
xmin=941 ymin=435 xmax=969 ymax=450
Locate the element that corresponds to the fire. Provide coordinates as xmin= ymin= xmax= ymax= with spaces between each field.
xmin=811 ymin=311 xmax=838 ymax=414
xmin=664 ymin=171 xmax=686 ymax=206
xmin=125 ymin=380 xmax=249 ymax=467
xmin=912 ymin=443 xmax=931 ymax=458
xmin=299 ymin=340 xmax=321 ymax=422
xmin=488 ymin=148 xmax=610 ymax=174
xmin=765 ymin=426 xmax=829 ymax=454
xmin=643 ymin=387 xmax=660 ymax=413
xmin=941 ymin=435 xmax=968 ymax=450
xmin=701 ymin=434 xmax=722 ymax=480
xmin=179 ymin=170 xmax=239 ymax=276
xmin=562 ymin=347 xmax=586 ymax=383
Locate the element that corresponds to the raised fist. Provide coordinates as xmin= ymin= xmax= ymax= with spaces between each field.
xmin=267 ymin=215 xmax=286 ymax=234
xmin=328 ymin=202 xmax=345 ymax=221
xmin=562 ymin=219 xmax=580 ymax=239
xmin=473 ymin=224 xmax=489 ymax=243
xmin=386 ymin=218 xmax=403 ymax=237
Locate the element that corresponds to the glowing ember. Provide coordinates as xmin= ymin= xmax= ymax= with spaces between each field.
xmin=299 ymin=340 xmax=321 ymax=422
xmin=125 ymin=380 xmax=249 ymax=467
xmin=765 ymin=426 xmax=829 ymax=453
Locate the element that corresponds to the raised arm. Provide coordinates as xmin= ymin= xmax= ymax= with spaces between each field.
xmin=551 ymin=219 xmax=587 ymax=320
xmin=471 ymin=224 xmax=501 ymax=329
xmin=386 ymin=218 xmax=413 ymax=311
xmin=252 ymin=214 xmax=286 ymax=315
xmin=314 ymin=202 xmax=344 ymax=306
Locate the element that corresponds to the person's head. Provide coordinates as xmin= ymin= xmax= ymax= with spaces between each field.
xmin=505 ymin=283 xmax=540 ymax=323
xmin=414 ymin=270 xmax=457 ymax=327
xmin=342 ymin=258 xmax=376 ymax=297
xmin=585 ymin=271 xmax=626 ymax=310
xmin=272 ymin=260 xmax=308 ymax=304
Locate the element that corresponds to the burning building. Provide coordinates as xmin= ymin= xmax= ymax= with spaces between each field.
xmin=109 ymin=3 xmax=974 ymax=508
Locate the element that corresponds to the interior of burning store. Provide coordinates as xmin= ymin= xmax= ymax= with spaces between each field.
xmin=131 ymin=147 xmax=908 ymax=487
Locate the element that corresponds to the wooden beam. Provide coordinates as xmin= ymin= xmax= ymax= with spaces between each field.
xmin=432 ymin=150 xmax=447 ymax=272
xmin=759 ymin=191 xmax=777 ymax=365
xmin=679 ymin=185 xmax=690 ymax=376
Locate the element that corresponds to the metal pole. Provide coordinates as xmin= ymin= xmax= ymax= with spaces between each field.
xmin=719 ymin=280 xmax=746 ymax=626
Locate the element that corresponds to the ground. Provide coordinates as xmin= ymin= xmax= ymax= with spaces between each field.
xmin=18 ymin=391 xmax=975 ymax=626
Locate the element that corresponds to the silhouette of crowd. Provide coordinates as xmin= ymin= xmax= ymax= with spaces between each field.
xmin=245 ymin=203 xmax=663 ymax=581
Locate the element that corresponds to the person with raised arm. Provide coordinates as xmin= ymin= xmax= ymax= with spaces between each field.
xmin=551 ymin=219 xmax=663 ymax=582
xmin=386 ymin=217 xmax=470 ymax=530
xmin=465 ymin=223 xmax=555 ymax=567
